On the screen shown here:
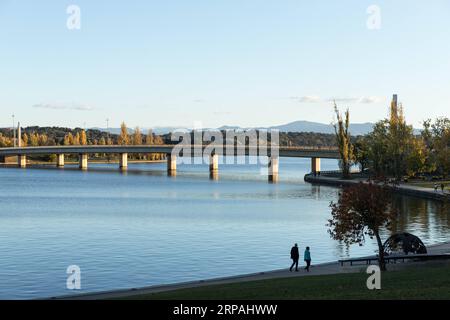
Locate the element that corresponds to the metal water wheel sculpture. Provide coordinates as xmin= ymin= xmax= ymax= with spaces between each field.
xmin=383 ymin=232 xmax=427 ymax=255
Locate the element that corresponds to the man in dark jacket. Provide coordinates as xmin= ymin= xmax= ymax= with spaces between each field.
xmin=290 ymin=243 xmax=300 ymax=272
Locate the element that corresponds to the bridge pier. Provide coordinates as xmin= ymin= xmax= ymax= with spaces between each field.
xmin=18 ymin=155 xmax=27 ymax=168
xmin=311 ymin=157 xmax=321 ymax=174
xmin=119 ymin=153 xmax=128 ymax=170
xmin=79 ymin=154 xmax=88 ymax=170
xmin=209 ymin=154 xmax=219 ymax=173
xmin=167 ymin=154 xmax=177 ymax=176
xmin=209 ymin=154 xmax=219 ymax=180
xmin=56 ymin=154 xmax=65 ymax=167
xmin=268 ymin=156 xmax=279 ymax=183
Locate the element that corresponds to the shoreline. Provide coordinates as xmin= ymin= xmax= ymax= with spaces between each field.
xmin=304 ymin=174 xmax=450 ymax=201
xmin=51 ymin=240 xmax=450 ymax=300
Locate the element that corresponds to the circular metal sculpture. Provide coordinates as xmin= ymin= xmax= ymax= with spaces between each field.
xmin=383 ymin=233 xmax=427 ymax=255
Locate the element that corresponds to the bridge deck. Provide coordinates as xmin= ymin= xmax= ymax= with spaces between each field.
xmin=0 ymin=145 xmax=340 ymax=159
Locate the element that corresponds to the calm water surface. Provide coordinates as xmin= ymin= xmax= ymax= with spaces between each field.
xmin=0 ymin=157 xmax=449 ymax=299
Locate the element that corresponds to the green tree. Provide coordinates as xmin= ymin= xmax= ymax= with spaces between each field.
xmin=423 ymin=118 xmax=450 ymax=177
xmin=353 ymin=136 xmax=370 ymax=173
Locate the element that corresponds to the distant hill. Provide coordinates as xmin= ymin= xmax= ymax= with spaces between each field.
xmin=269 ymin=121 xmax=375 ymax=135
xmin=94 ymin=121 xmax=420 ymax=136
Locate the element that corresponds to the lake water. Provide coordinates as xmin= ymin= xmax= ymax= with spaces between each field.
xmin=0 ymin=157 xmax=449 ymax=299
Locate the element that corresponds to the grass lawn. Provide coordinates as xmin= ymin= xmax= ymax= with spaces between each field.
xmin=123 ymin=264 xmax=450 ymax=300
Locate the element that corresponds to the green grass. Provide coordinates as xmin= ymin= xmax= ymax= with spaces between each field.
xmin=123 ymin=264 xmax=450 ymax=300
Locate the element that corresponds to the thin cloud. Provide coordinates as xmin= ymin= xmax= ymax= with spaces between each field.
xmin=328 ymin=97 xmax=359 ymax=103
xmin=32 ymin=103 xmax=94 ymax=111
xmin=291 ymin=95 xmax=322 ymax=103
xmin=328 ymin=96 xmax=384 ymax=104
xmin=358 ymin=96 xmax=384 ymax=104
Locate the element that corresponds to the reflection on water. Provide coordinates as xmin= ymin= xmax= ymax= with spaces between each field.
xmin=388 ymin=196 xmax=450 ymax=244
xmin=0 ymin=157 xmax=448 ymax=299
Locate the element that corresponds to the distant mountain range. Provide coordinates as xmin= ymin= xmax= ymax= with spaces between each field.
xmin=94 ymin=121 xmax=420 ymax=136
xmin=268 ymin=121 xmax=375 ymax=135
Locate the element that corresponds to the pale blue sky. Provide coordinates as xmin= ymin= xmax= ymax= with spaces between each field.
xmin=1 ymin=0 xmax=449 ymax=129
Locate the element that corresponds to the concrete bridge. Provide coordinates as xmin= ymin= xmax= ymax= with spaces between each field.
xmin=0 ymin=145 xmax=340 ymax=181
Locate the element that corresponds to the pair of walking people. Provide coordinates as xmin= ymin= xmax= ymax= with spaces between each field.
xmin=290 ymin=243 xmax=311 ymax=272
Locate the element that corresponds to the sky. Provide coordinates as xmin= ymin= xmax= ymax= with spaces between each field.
xmin=0 ymin=0 xmax=449 ymax=129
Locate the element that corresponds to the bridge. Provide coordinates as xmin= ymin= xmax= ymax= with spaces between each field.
xmin=0 ymin=145 xmax=340 ymax=181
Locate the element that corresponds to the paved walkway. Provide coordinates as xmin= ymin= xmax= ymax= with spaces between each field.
xmin=305 ymin=174 xmax=450 ymax=201
xmin=54 ymin=241 xmax=450 ymax=300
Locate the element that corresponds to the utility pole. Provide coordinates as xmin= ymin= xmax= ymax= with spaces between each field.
xmin=12 ymin=114 xmax=16 ymax=148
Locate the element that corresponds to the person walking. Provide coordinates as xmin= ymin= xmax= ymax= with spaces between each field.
xmin=441 ymin=183 xmax=445 ymax=193
xmin=304 ymin=247 xmax=312 ymax=272
xmin=290 ymin=243 xmax=300 ymax=272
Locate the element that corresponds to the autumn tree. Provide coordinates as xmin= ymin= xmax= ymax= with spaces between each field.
xmin=328 ymin=182 xmax=396 ymax=271
xmin=98 ymin=137 xmax=106 ymax=145
xmin=153 ymin=135 xmax=164 ymax=145
xmin=132 ymin=127 xmax=142 ymax=145
xmin=118 ymin=122 xmax=129 ymax=145
xmin=386 ymin=97 xmax=414 ymax=178
xmin=80 ymin=130 xmax=88 ymax=145
xmin=333 ymin=103 xmax=354 ymax=178
xmin=22 ymin=133 xmax=29 ymax=147
xmin=146 ymin=129 xmax=154 ymax=145
xmin=66 ymin=133 xmax=73 ymax=145
xmin=0 ymin=133 xmax=11 ymax=147
xmin=29 ymin=133 xmax=39 ymax=146
xmin=73 ymin=132 xmax=81 ymax=145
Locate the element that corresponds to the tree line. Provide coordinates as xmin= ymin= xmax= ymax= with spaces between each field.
xmin=0 ymin=122 xmax=167 ymax=161
xmin=334 ymin=97 xmax=449 ymax=179
xmin=0 ymin=122 xmax=164 ymax=147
